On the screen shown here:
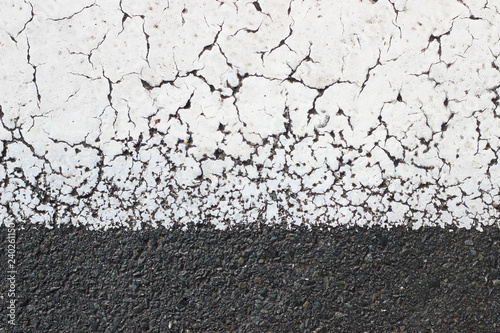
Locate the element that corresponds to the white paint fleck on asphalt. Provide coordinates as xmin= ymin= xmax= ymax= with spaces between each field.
xmin=1 ymin=0 xmax=500 ymax=230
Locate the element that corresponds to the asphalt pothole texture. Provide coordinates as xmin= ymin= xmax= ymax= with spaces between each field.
xmin=1 ymin=224 xmax=499 ymax=332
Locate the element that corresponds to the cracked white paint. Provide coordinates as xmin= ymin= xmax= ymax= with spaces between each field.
xmin=1 ymin=0 xmax=500 ymax=230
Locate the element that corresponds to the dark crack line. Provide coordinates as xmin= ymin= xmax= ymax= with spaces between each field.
xmin=359 ymin=49 xmax=381 ymax=95
xmin=230 ymin=22 xmax=262 ymax=37
xmin=16 ymin=0 xmax=34 ymax=37
xmin=88 ymin=33 xmax=108 ymax=68
xmin=26 ymin=38 xmax=41 ymax=107
xmin=286 ymin=43 xmax=317 ymax=83
xmin=266 ymin=22 xmax=295 ymax=56
xmin=47 ymin=1 xmax=97 ymax=22
xmin=387 ymin=0 xmax=402 ymax=38
xmin=422 ymin=18 xmax=458 ymax=60
xmin=118 ymin=0 xmax=131 ymax=32
xmin=46 ymin=136 xmax=105 ymax=200
xmin=198 ymin=24 xmax=223 ymax=58
xmin=139 ymin=16 xmax=151 ymax=66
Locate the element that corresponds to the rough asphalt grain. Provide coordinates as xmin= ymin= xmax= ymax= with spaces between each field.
xmin=1 ymin=224 xmax=499 ymax=332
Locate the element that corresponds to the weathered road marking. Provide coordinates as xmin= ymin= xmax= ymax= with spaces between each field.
xmin=1 ymin=0 xmax=499 ymax=229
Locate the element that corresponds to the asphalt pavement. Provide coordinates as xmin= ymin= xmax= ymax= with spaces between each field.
xmin=1 ymin=223 xmax=499 ymax=332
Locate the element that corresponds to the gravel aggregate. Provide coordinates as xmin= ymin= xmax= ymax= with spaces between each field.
xmin=1 ymin=223 xmax=499 ymax=332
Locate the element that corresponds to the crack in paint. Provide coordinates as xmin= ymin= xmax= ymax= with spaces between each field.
xmin=1 ymin=0 xmax=500 ymax=229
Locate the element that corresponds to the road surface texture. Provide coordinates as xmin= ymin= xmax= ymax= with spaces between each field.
xmin=1 ymin=224 xmax=500 ymax=332
xmin=1 ymin=0 xmax=500 ymax=332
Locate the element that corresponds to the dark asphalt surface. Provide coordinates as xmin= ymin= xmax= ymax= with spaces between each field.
xmin=1 ymin=223 xmax=499 ymax=332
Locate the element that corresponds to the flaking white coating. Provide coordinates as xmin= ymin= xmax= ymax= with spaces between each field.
xmin=1 ymin=0 xmax=500 ymax=230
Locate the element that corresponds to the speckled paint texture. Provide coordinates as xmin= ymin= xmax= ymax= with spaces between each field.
xmin=1 ymin=0 xmax=500 ymax=229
